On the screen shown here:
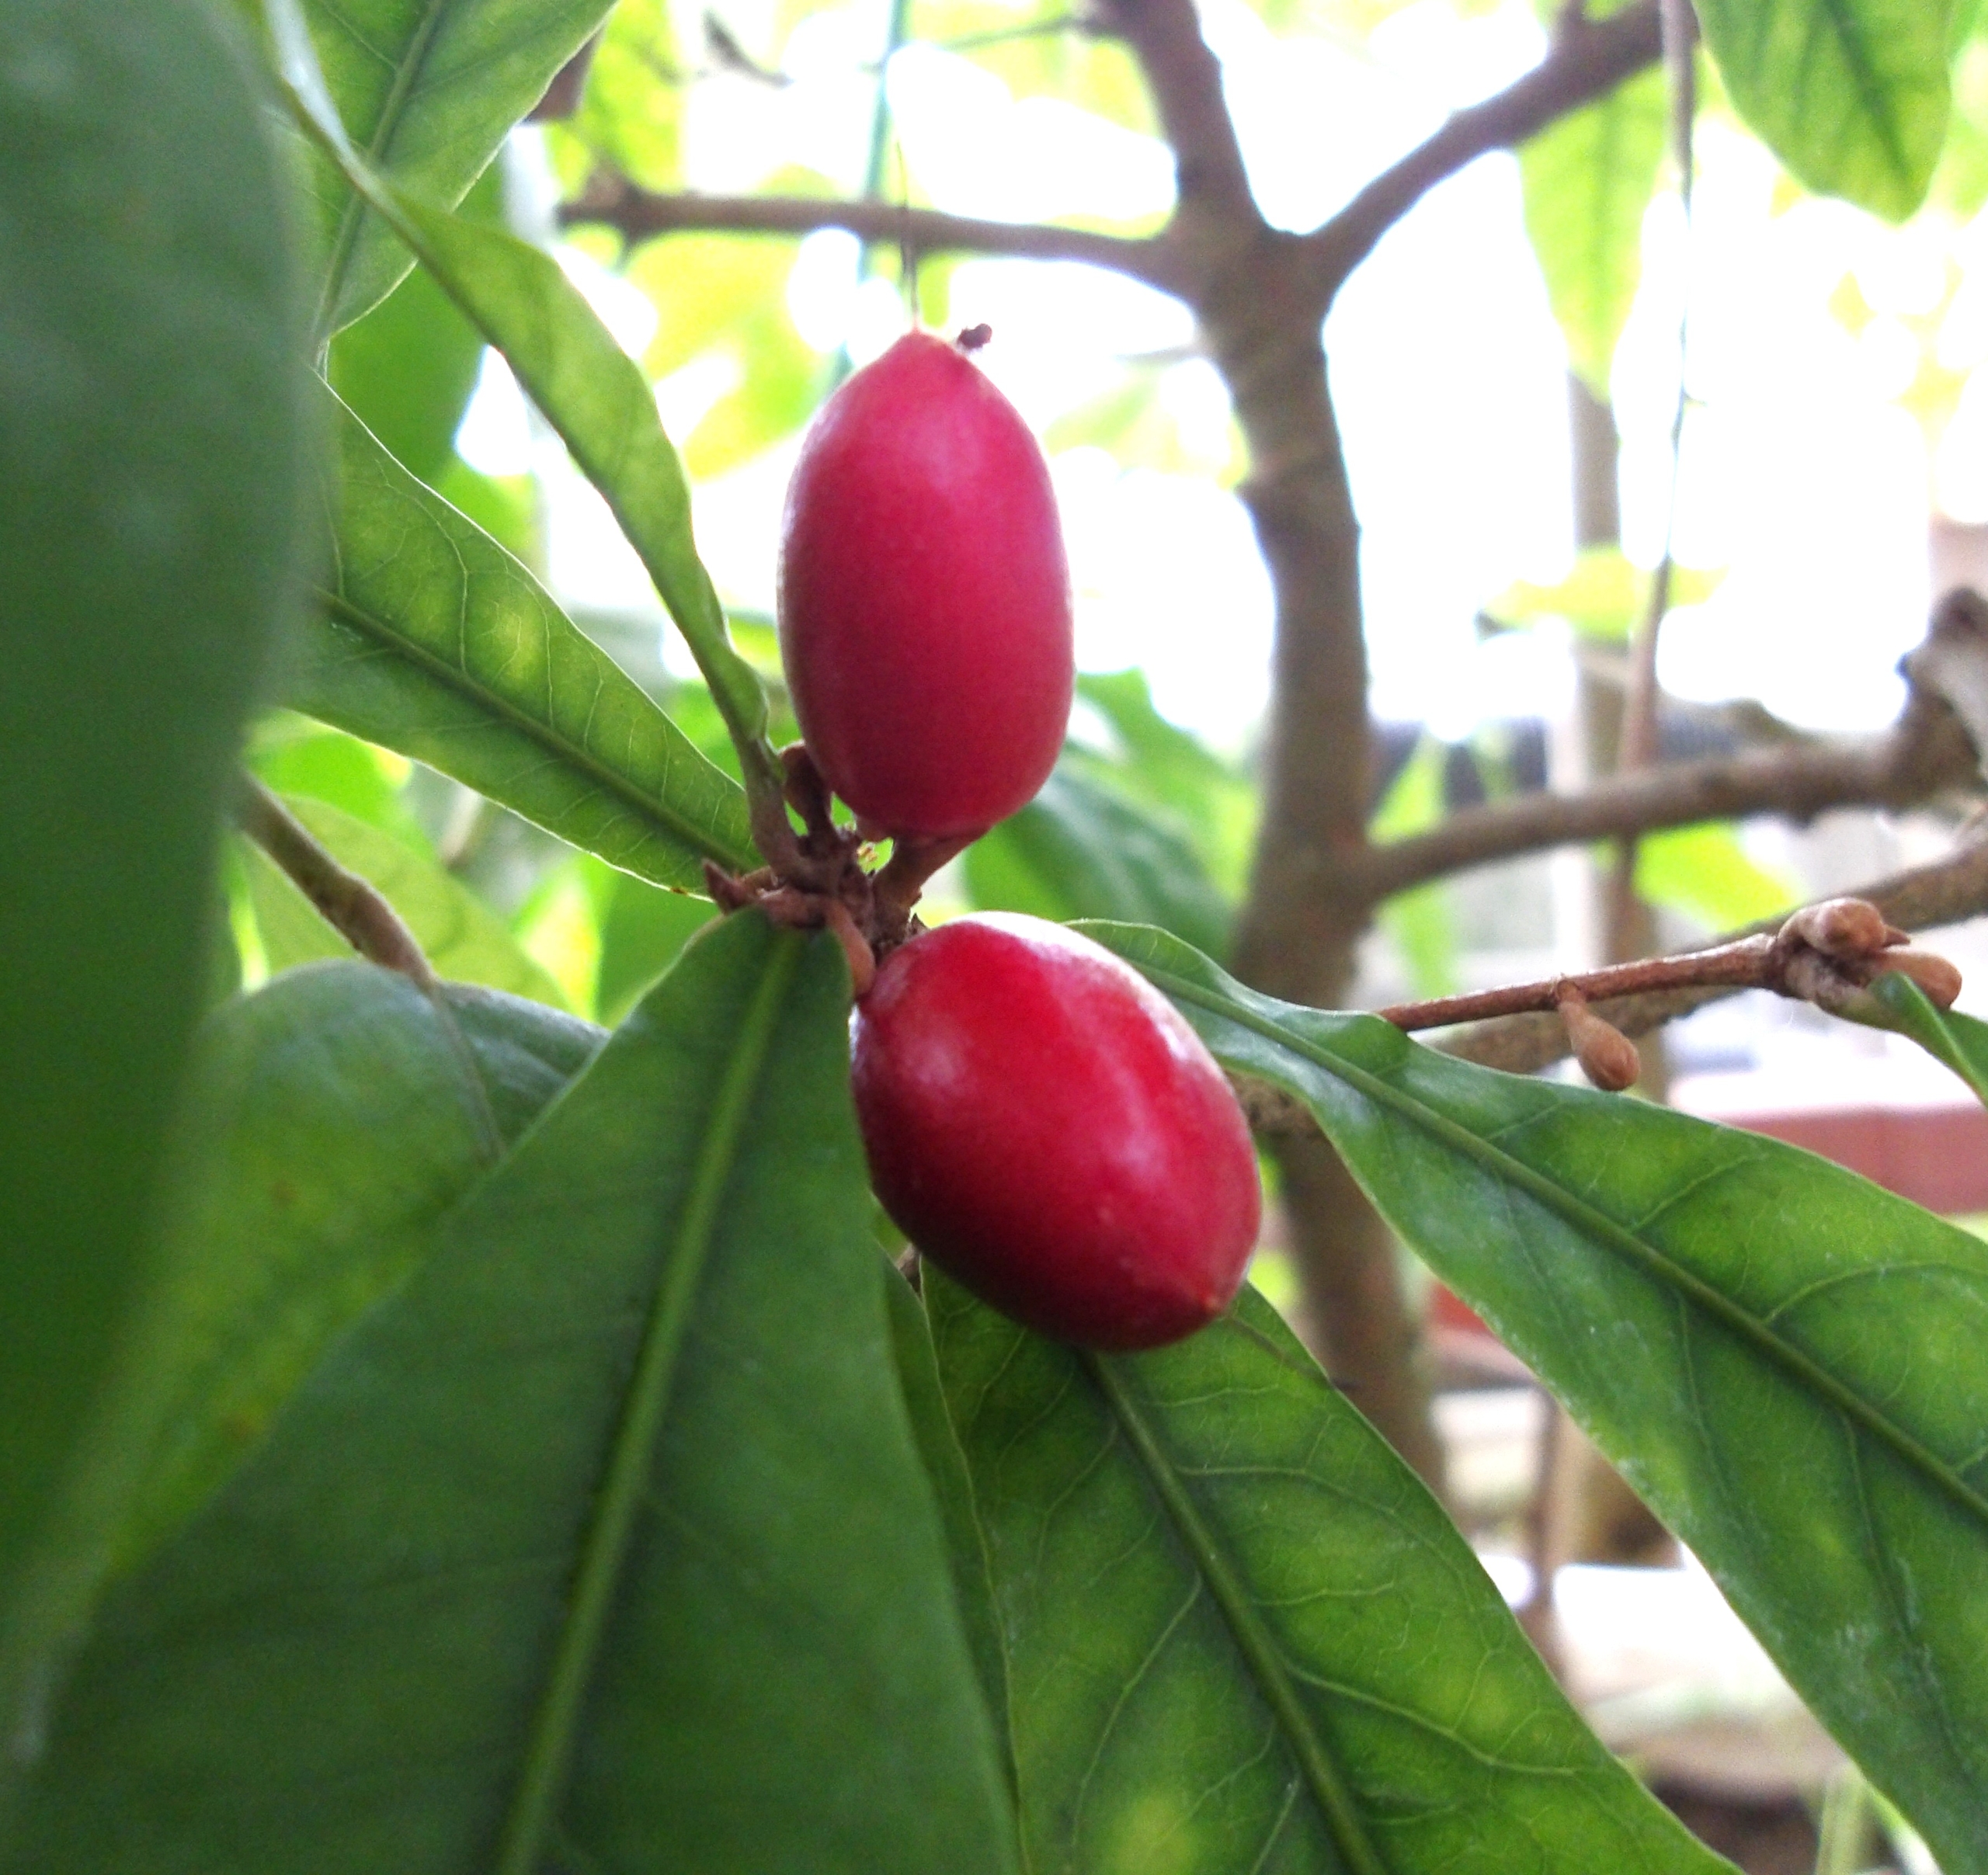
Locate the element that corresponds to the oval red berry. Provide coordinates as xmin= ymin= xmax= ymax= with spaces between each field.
xmin=852 ymin=914 xmax=1261 ymax=1349
xmin=777 ymin=332 xmax=1075 ymax=839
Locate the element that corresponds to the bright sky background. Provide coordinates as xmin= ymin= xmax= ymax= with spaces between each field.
xmin=455 ymin=0 xmax=1988 ymax=754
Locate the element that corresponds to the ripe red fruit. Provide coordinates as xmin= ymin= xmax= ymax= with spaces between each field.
xmin=777 ymin=331 xmax=1075 ymax=839
xmin=852 ymin=914 xmax=1261 ymax=1349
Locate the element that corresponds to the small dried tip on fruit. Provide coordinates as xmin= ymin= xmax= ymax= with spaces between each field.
xmin=1873 ymin=948 xmax=1963 ymax=1009
xmin=1558 ymin=991 xmax=1641 ymax=1092
xmin=955 ymin=323 xmax=993 ymax=352
xmin=1781 ymin=897 xmax=1903 ymax=960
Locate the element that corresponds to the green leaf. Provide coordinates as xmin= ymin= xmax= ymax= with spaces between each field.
xmin=927 ymin=1270 xmax=1731 ymax=1875
xmin=249 ymin=716 xmax=431 ymax=848
xmin=264 ymin=26 xmax=781 ymax=796
xmin=327 ymin=165 xmax=502 ymax=484
xmin=6 ymin=917 xmax=1019 ymax=1875
xmin=1634 ymin=821 xmax=1800 ymax=932
xmin=1489 ymin=547 xmax=1723 ymax=643
xmin=1088 ymin=921 xmax=1988 ymax=1874
xmin=1519 ymin=64 xmax=1667 ymax=396
xmin=1872 ymin=970 xmax=1988 ymax=1107
xmin=1695 ymin=0 xmax=1957 ymax=220
xmin=244 ymin=793 xmax=572 ymax=1006
xmin=1075 ymin=669 xmax=1256 ymax=897
xmin=116 ymin=964 xmax=599 ymax=1575
xmin=965 ymin=766 xmax=1233 ymax=960
xmin=297 ymin=0 xmax=614 ymax=333
xmin=545 ymin=0 xmax=682 ymax=194
xmin=627 ymin=231 xmax=819 ymax=480
xmin=589 ymin=860 xmax=720 ymax=1026
xmin=287 ymin=381 xmax=755 ymax=884
xmin=1371 ymin=738 xmax=1457 ymax=998
xmin=881 ymin=1262 xmax=1015 ymax=1793
xmin=0 ymin=0 xmax=307 ymax=1722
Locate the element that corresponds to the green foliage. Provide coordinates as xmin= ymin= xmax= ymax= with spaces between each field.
xmin=290 ymin=385 xmax=754 ymax=885
xmin=295 ymin=0 xmax=613 ymax=332
xmin=3 ymin=918 xmax=1018 ymax=1875
xmin=1076 ymin=669 xmax=1258 ymax=896
xmin=1489 ymin=547 xmax=1724 ymax=642
xmin=627 ymin=229 xmax=821 ymax=479
xmin=1695 ymin=0 xmax=1958 ymax=220
xmin=242 ymin=795 xmax=571 ymax=1005
xmin=1872 ymin=970 xmax=1988 ymax=1107
xmin=112 ymin=967 xmax=598 ymax=1575
xmin=1369 ymin=738 xmax=1458 ymax=999
xmin=1090 ymin=921 xmax=1988 ymax=1874
xmin=967 ymin=766 xmax=1234 ymax=958
xmin=0 ymin=0 xmax=307 ymax=1723
xmin=249 ymin=717 xmax=430 ymax=847
xmin=327 ymin=165 xmax=503 ymax=486
xmin=546 ymin=0 xmax=683 ymax=193
xmin=926 ymin=1270 xmax=1728 ymax=1875
xmin=915 ymin=0 xmax=1157 ymax=134
xmin=1632 ymin=821 xmax=1800 ymax=932
xmin=1520 ymin=64 xmax=1667 ymax=396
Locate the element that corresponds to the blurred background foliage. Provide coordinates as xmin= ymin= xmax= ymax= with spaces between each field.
xmin=240 ymin=0 xmax=1988 ymax=1036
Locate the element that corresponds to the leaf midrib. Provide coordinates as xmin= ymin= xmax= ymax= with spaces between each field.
xmin=1082 ymin=1353 xmax=1390 ymax=1875
xmin=492 ymin=926 xmax=804 ymax=1874
xmin=1148 ymin=965 xmax=1988 ymax=1534
xmin=313 ymin=0 xmax=454 ymax=336
xmin=315 ymin=585 xmax=756 ymax=873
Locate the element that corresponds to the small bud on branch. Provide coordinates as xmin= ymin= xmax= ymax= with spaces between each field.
xmin=1378 ymin=897 xmax=1964 ymax=1064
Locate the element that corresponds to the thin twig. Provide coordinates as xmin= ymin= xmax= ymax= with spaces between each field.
xmin=236 ymin=776 xmax=437 ymax=992
xmin=560 ymin=175 xmax=1176 ymax=286
xmin=1229 ymin=856 xmax=1988 ymax=1134
xmin=1378 ymin=933 xmax=1779 ymax=1031
xmin=1441 ymin=840 xmax=1988 ymax=1076
xmin=1307 ymin=0 xmax=1663 ymax=297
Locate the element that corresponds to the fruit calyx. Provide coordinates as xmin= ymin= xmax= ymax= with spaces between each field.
xmin=701 ymin=742 xmax=974 ymax=998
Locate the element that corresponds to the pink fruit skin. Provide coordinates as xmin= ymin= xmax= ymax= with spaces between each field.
xmin=852 ymin=914 xmax=1262 ymax=1350
xmin=778 ymin=332 xmax=1075 ymax=839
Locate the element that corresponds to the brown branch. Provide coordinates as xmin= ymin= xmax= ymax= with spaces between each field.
xmin=1230 ymin=852 xmax=1988 ymax=1134
xmin=1442 ymin=838 xmax=1988 ymax=1076
xmin=236 ymin=776 xmax=437 ymax=993
xmin=1308 ymin=0 xmax=1663 ymax=296
xmin=1359 ymin=679 xmax=1979 ymax=904
xmin=560 ymin=173 xmax=1176 ymax=288
xmin=1096 ymin=0 xmax=1258 ymax=220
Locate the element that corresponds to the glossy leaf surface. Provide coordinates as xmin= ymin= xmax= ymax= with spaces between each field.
xmin=928 ymin=1271 xmax=1730 ymax=1875
xmin=299 ymin=0 xmax=612 ymax=332
xmin=116 ymin=965 xmax=599 ymax=1574
xmin=1090 ymin=922 xmax=1988 ymax=1874
xmin=288 ymin=384 xmax=754 ymax=884
xmin=1695 ymin=0 xmax=1956 ymax=219
xmin=0 ymin=0 xmax=305 ymax=1720
xmin=244 ymin=794 xmax=569 ymax=1007
xmin=6 ymin=917 xmax=1017 ymax=1875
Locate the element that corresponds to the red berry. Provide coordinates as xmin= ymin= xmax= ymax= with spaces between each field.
xmin=777 ymin=332 xmax=1075 ymax=839
xmin=852 ymin=914 xmax=1261 ymax=1349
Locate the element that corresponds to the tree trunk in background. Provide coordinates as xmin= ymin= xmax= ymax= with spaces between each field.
xmin=1214 ymin=281 xmax=1448 ymax=1498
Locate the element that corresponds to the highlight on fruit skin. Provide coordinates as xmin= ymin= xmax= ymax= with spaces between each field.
xmin=851 ymin=913 xmax=1262 ymax=1350
xmin=777 ymin=329 xmax=1075 ymax=841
